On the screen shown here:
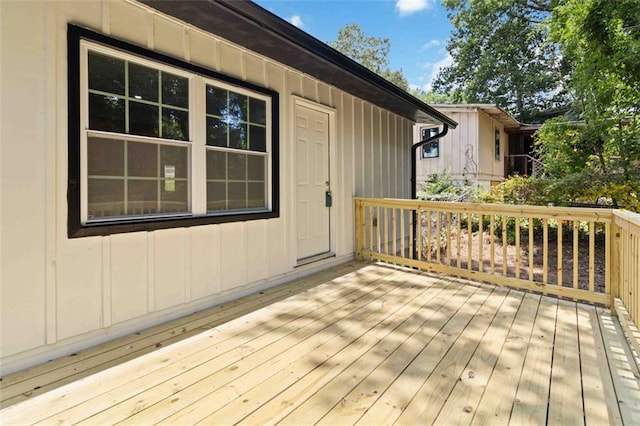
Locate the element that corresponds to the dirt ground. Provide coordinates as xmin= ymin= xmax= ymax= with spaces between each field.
xmin=420 ymin=229 xmax=606 ymax=294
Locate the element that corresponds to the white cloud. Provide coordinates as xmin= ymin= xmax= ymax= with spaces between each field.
xmin=289 ymin=15 xmax=304 ymax=28
xmin=423 ymin=39 xmax=442 ymax=49
xmin=396 ymin=0 xmax=432 ymax=15
xmin=415 ymin=53 xmax=453 ymax=91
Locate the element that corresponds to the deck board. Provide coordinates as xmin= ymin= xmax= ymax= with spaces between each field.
xmin=431 ymin=291 xmax=531 ymax=426
xmin=547 ymin=302 xmax=583 ymax=425
xmin=509 ymin=297 xmax=557 ymax=425
xmin=1 ymin=262 xmax=638 ymax=425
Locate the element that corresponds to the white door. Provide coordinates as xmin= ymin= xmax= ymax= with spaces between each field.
xmin=295 ymin=104 xmax=330 ymax=261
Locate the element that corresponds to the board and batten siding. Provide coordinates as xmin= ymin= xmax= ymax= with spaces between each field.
xmin=0 ymin=0 xmax=415 ymax=374
xmin=415 ymin=110 xmax=478 ymax=188
xmin=477 ymin=109 xmax=507 ymax=186
xmin=415 ymin=107 xmax=507 ymax=191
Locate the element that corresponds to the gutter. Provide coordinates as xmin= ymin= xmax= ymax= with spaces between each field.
xmin=410 ymin=124 xmax=449 ymax=260
xmin=411 ymin=124 xmax=449 ymax=200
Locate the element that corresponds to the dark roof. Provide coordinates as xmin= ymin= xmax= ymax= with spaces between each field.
xmin=138 ymin=0 xmax=457 ymax=128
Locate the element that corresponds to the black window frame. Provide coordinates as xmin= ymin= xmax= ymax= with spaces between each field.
xmin=421 ymin=127 xmax=440 ymax=159
xmin=67 ymin=24 xmax=280 ymax=238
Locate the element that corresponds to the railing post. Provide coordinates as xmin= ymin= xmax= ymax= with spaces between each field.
xmin=355 ymin=198 xmax=365 ymax=261
xmin=610 ymin=217 xmax=621 ymax=315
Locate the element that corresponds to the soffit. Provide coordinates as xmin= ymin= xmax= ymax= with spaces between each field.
xmin=138 ymin=0 xmax=458 ymax=128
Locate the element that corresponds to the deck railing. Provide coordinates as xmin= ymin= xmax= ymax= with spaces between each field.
xmin=612 ymin=210 xmax=640 ymax=331
xmin=355 ymin=197 xmax=640 ymax=329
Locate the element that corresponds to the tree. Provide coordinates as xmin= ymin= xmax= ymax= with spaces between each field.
xmin=432 ymin=0 xmax=569 ymax=122
xmin=329 ymin=23 xmax=409 ymax=90
xmin=409 ymin=88 xmax=454 ymax=104
xmin=534 ymin=0 xmax=640 ymax=210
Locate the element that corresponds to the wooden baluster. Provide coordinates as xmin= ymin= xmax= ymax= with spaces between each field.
xmin=502 ymin=216 xmax=508 ymax=276
xmin=400 ymin=209 xmax=405 ymax=259
xmin=478 ymin=214 xmax=484 ymax=272
xmin=490 ymin=215 xmax=495 ymax=274
xmin=558 ymin=220 xmax=563 ymax=288
xmin=588 ymin=221 xmax=595 ymax=293
xmin=468 ymin=213 xmax=473 ymax=271
xmin=436 ymin=211 xmax=442 ymax=264
xmin=515 ymin=215 xmax=521 ymax=279
xmin=446 ymin=212 xmax=451 ymax=266
xmin=456 ymin=212 xmax=462 ymax=270
xmin=529 ymin=217 xmax=534 ymax=282
xmin=573 ymin=220 xmax=579 ymax=290
xmin=543 ymin=219 xmax=549 ymax=286
xmin=417 ymin=208 xmax=423 ymax=262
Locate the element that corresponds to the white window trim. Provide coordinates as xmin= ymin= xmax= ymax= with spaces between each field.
xmin=79 ymin=40 xmax=273 ymax=225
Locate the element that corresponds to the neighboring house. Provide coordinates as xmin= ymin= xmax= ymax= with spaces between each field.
xmin=414 ymin=104 xmax=536 ymax=190
xmin=0 ymin=0 xmax=455 ymax=374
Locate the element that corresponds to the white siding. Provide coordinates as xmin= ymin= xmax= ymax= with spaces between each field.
xmin=477 ymin=110 xmax=506 ymax=186
xmin=0 ymin=0 xmax=416 ymax=374
xmin=416 ymin=107 xmax=508 ymax=190
xmin=416 ymin=110 xmax=478 ymax=187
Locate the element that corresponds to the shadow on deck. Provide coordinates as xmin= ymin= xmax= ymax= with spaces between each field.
xmin=1 ymin=262 xmax=639 ymax=425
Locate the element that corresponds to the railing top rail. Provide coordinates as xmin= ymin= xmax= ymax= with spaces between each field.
xmin=355 ymin=197 xmax=615 ymax=222
xmin=613 ymin=209 xmax=640 ymax=237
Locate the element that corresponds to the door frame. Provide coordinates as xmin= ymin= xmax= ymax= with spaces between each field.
xmin=291 ymin=96 xmax=338 ymax=265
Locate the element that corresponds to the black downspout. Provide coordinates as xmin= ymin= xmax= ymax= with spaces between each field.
xmin=411 ymin=124 xmax=449 ymax=259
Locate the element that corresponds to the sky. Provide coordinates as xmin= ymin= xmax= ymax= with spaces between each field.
xmin=254 ymin=0 xmax=454 ymax=91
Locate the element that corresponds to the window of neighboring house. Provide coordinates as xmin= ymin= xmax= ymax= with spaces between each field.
xmin=68 ymin=25 xmax=279 ymax=237
xmin=421 ymin=127 xmax=440 ymax=158
xmin=494 ymin=128 xmax=501 ymax=160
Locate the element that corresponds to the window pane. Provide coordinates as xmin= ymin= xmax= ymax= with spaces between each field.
xmin=207 ymin=182 xmax=226 ymax=211
xmin=161 ymin=108 xmax=189 ymax=141
xmin=248 ymin=182 xmax=266 ymax=208
xmin=423 ymin=141 xmax=439 ymax=158
xmin=206 ymin=85 xmax=226 ymax=116
xmin=206 ymin=116 xmax=227 ymax=147
xmin=88 ymin=52 xmax=125 ymax=95
xmin=129 ymin=62 xmax=158 ymax=102
xmin=88 ymin=137 xmax=124 ymax=176
xmin=228 ymin=92 xmax=248 ymax=122
xmin=228 ymin=182 xmax=247 ymax=209
xmin=129 ymin=101 xmax=159 ymax=137
xmin=127 ymin=180 xmax=159 ymax=215
xmin=160 ymin=145 xmax=188 ymax=179
xmin=249 ymin=125 xmax=266 ymax=152
xmin=247 ymin=155 xmax=265 ymax=181
xmin=161 ymin=180 xmax=188 ymax=213
xmin=128 ymin=141 xmax=158 ymax=177
xmin=89 ymin=94 xmax=125 ymax=133
xmin=249 ymin=98 xmax=266 ymax=125
xmin=229 ymin=122 xmax=247 ymax=150
xmin=206 ymin=150 xmax=226 ymax=180
xmin=227 ymin=152 xmax=246 ymax=180
xmin=162 ymin=72 xmax=188 ymax=108
xmin=88 ymin=178 xmax=124 ymax=218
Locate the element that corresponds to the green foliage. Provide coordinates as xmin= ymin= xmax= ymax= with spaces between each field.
xmin=432 ymin=0 xmax=569 ymax=121
xmin=535 ymin=0 xmax=640 ymax=211
xmin=409 ymin=88 xmax=454 ymax=104
xmin=418 ymin=171 xmax=494 ymax=204
xmin=419 ymin=170 xmax=462 ymax=197
xmin=329 ymin=24 xmax=409 ymax=90
xmin=491 ymin=175 xmax=548 ymax=205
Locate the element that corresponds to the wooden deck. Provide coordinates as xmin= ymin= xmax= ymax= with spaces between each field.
xmin=1 ymin=262 xmax=639 ymax=425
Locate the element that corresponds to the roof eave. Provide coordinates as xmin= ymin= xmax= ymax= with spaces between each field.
xmin=137 ymin=0 xmax=457 ymax=129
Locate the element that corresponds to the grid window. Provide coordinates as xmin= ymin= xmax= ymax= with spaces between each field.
xmin=205 ymin=85 xmax=268 ymax=211
xmin=70 ymin=25 xmax=279 ymax=237
xmin=85 ymin=50 xmax=191 ymax=220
